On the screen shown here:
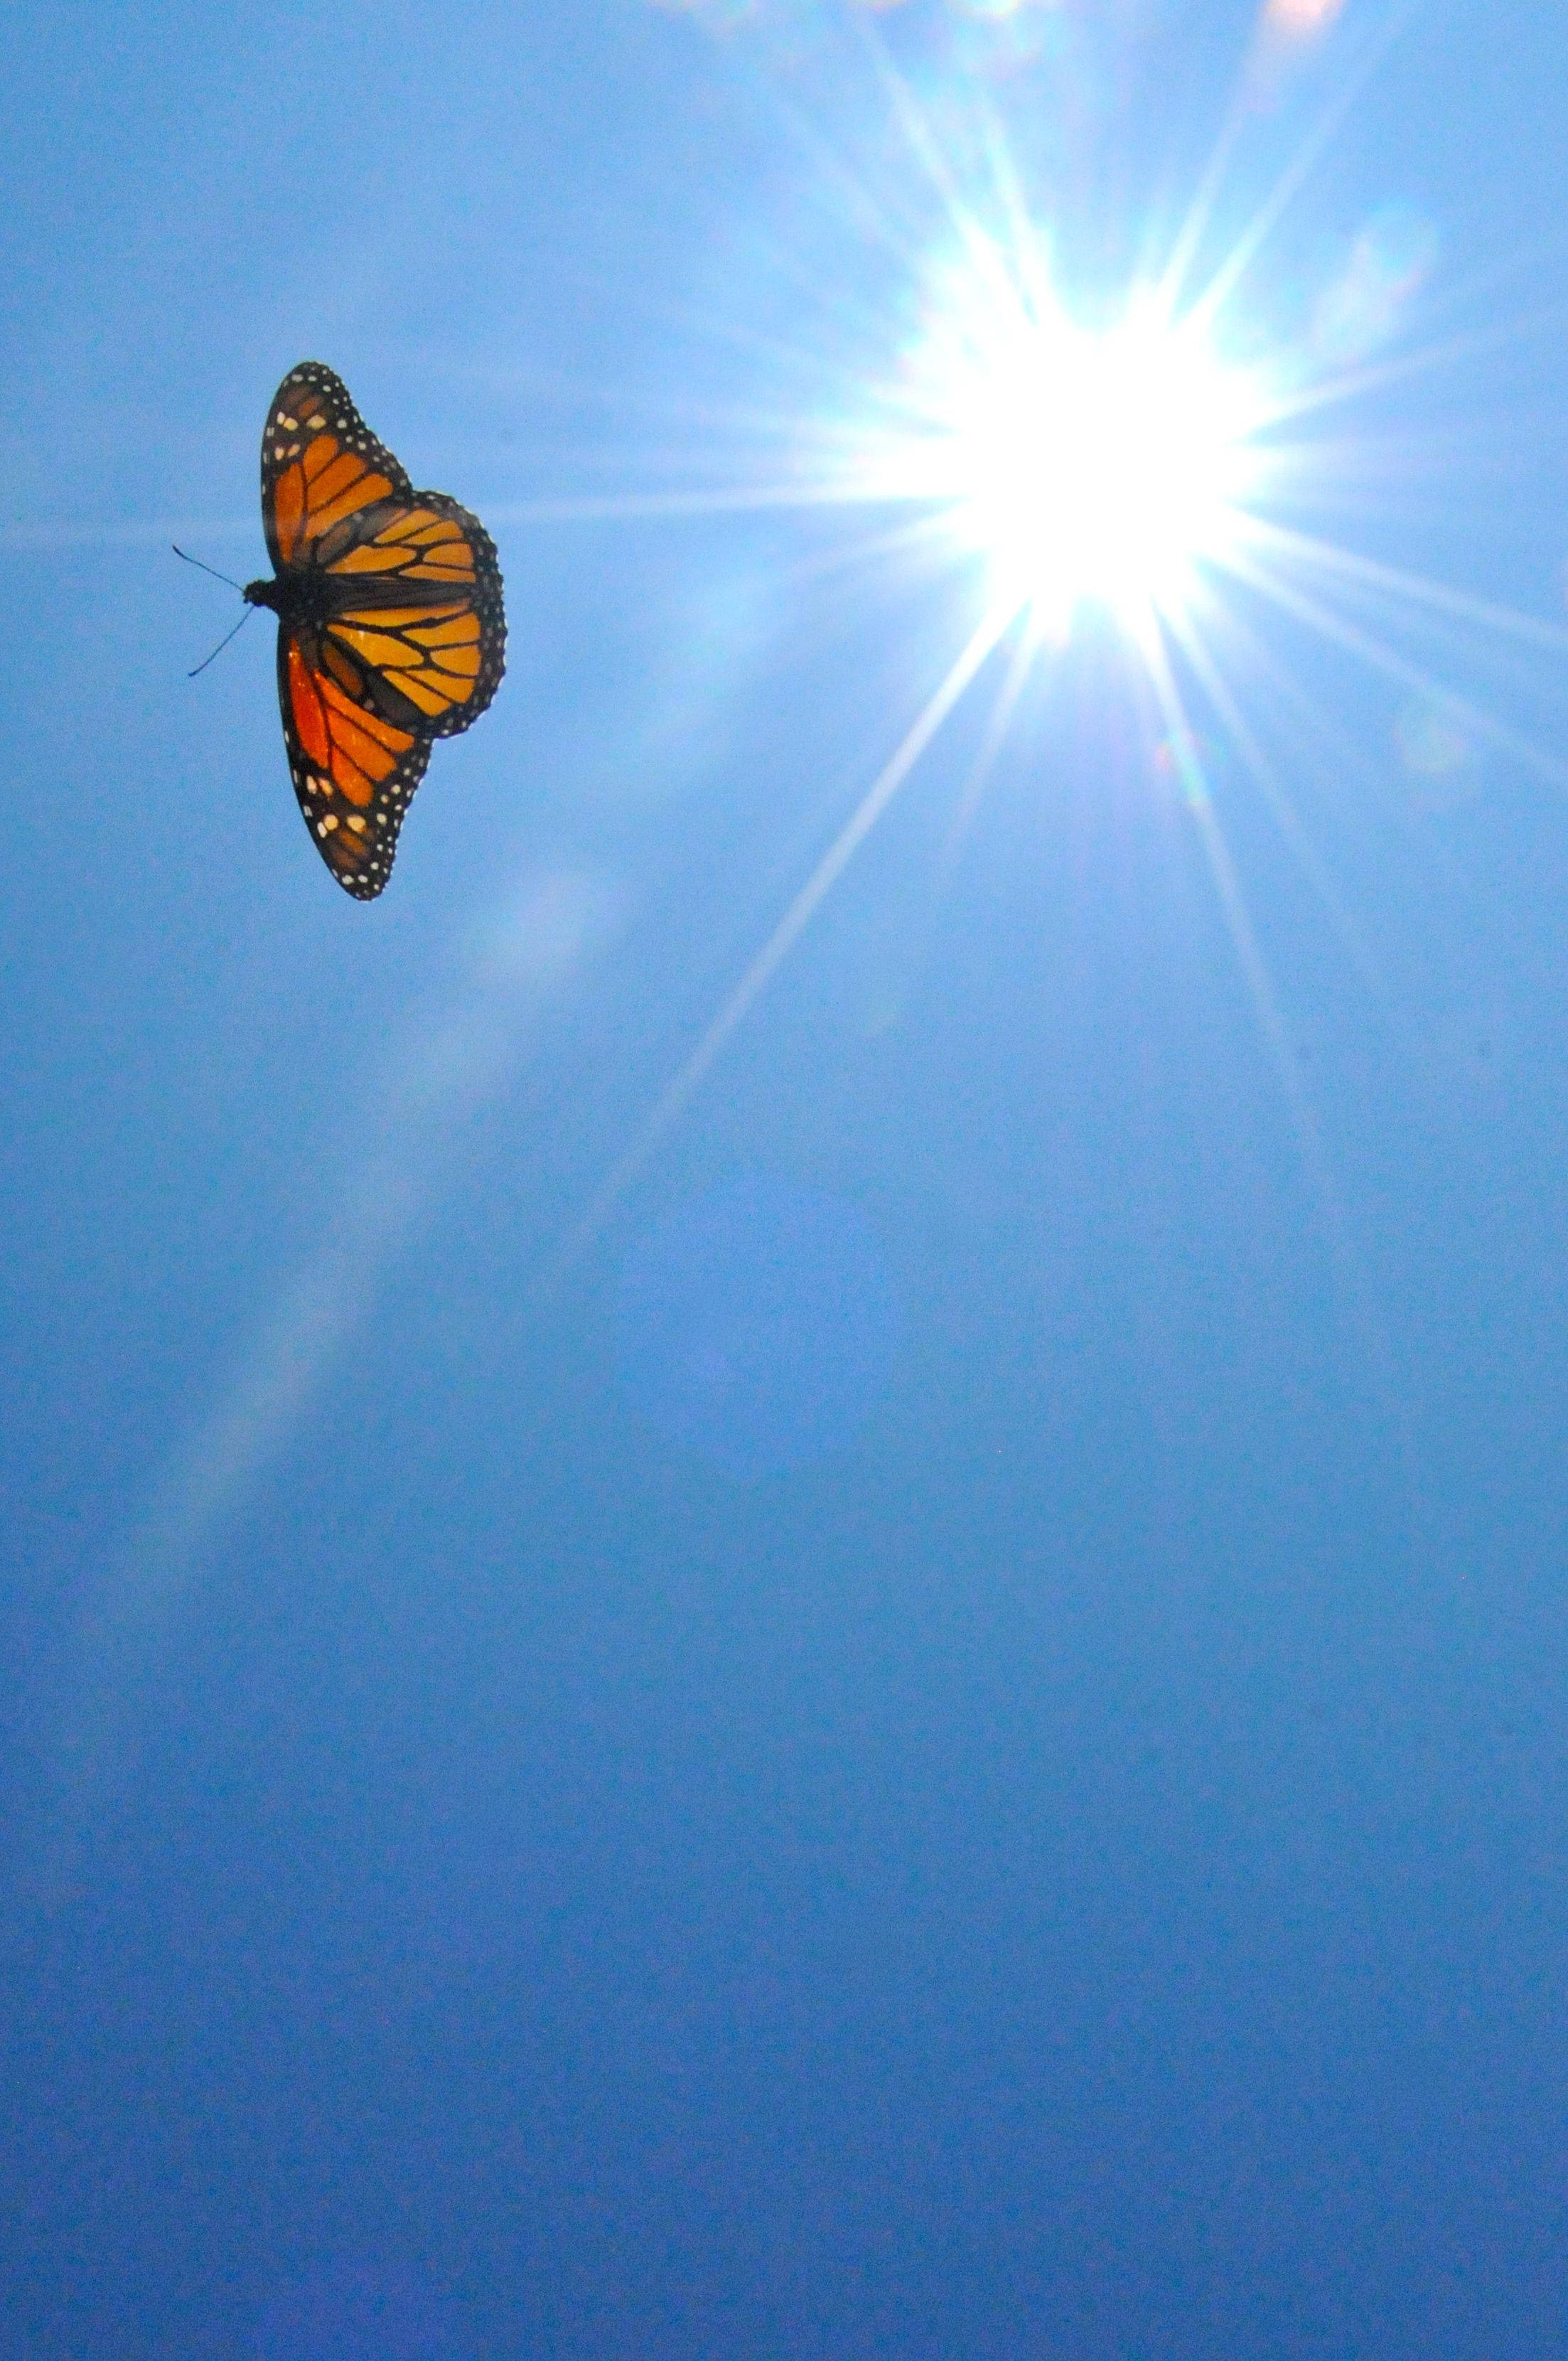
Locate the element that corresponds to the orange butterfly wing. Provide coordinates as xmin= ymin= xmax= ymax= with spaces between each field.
xmin=258 ymin=362 xmax=505 ymax=900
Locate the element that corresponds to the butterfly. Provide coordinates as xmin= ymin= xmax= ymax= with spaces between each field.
xmin=243 ymin=362 xmax=505 ymax=900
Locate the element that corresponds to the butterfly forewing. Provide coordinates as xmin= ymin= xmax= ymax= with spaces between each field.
xmin=261 ymin=364 xmax=413 ymax=574
xmin=256 ymin=361 xmax=505 ymax=899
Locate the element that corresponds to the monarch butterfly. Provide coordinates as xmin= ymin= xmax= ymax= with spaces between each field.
xmin=243 ymin=362 xmax=506 ymax=900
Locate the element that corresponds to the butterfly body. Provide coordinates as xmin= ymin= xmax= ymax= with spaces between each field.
xmin=243 ymin=565 xmax=337 ymax=632
xmin=249 ymin=361 xmax=505 ymax=899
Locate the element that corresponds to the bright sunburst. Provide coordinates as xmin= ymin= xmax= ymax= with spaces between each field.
xmin=884 ymin=259 xmax=1276 ymax=638
xmin=539 ymin=1 xmax=1568 ymax=1249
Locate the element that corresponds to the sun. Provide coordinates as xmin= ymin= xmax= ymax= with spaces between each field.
xmin=876 ymin=253 xmax=1277 ymax=641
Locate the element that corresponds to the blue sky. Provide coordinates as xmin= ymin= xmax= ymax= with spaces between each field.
xmin=6 ymin=2 xmax=1568 ymax=2354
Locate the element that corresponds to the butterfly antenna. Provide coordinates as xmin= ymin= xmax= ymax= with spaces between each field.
xmin=187 ymin=606 xmax=254 ymax=679
xmin=172 ymin=543 xmax=245 ymax=591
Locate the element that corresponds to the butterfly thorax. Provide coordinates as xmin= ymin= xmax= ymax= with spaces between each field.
xmin=244 ymin=570 xmax=332 ymax=627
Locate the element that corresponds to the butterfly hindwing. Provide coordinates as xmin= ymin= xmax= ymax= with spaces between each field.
xmin=278 ymin=625 xmax=431 ymax=901
xmin=254 ymin=361 xmax=506 ymax=899
xmin=321 ymin=491 xmax=507 ymax=739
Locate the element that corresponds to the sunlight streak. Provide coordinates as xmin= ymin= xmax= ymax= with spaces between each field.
xmin=557 ymin=601 xmax=1015 ymax=1270
xmin=1163 ymin=599 xmax=1385 ymax=1010
xmin=27 ymin=872 xmax=618 ymax=1920
xmin=1187 ymin=0 xmax=1419 ymax=334
xmin=934 ymin=619 xmax=1042 ymax=877
xmin=1239 ymin=513 xmax=1568 ymax=657
xmin=1139 ymin=628 xmax=1336 ymax=1217
xmin=1139 ymin=611 xmax=1427 ymax=1546
xmin=1224 ymin=534 xmax=1568 ymax=796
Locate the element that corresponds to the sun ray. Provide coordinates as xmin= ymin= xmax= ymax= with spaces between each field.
xmin=1137 ymin=601 xmax=1434 ymax=1531
xmin=1137 ymin=622 xmax=1344 ymax=1244
xmin=934 ymin=620 xmax=1044 ymax=880
xmin=1236 ymin=514 xmax=1568 ymax=659
xmin=851 ymin=11 xmax=1000 ymax=264
xmin=1254 ymin=277 xmax=1568 ymax=441
xmin=1187 ymin=0 xmax=1422 ymax=337
xmin=1223 ymin=537 xmax=1568 ymax=796
xmin=1142 ymin=636 xmax=1306 ymax=1074
xmin=1159 ymin=584 xmax=1386 ymax=1000
xmin=555 ymin=600 xmax=1016 ymax=1271
xmin=488 ymin=484 xmax=911 ymax=524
